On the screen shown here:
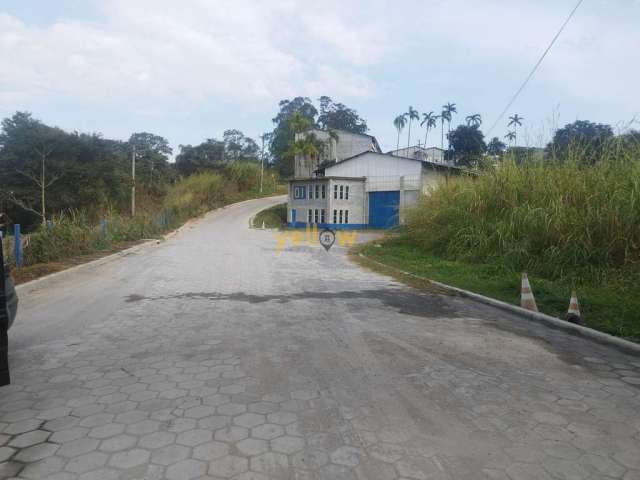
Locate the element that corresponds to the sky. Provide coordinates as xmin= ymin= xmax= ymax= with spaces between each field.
xmin=1 ymin=0 xmax=639 ymax=156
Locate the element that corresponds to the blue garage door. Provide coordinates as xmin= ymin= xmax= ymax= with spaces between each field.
xmin=368 ymin=191 xmax=400 ymax=228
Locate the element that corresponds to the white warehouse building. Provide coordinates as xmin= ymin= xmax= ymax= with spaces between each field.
xmin=288 ymin=129 xmax=461 ymax=229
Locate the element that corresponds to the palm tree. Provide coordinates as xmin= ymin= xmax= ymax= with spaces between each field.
xmin=508 ymin=114 xmax=524 ymax=146
xmin=505 ymin=131 xmax=517 ymax=146
xmin=393 ymin=114 xmax=407 ymax=152
xmin=440 ymin=108 xmax=451 ymax=150
xmin=465 ymin=114 xmax=482 ymax=127
xmin=442 ymin=102 xmax=457 ymax=150
xmin=420 ymin=112 xmax=438 ymax=148
xmin=405 ymin=106 xmax=420 ymax=148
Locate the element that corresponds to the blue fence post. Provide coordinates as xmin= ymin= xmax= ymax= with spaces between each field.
xmin=14 ymin=224 xmax=21 ymax=269
xmin=100 ymin=218 xmax=107 ymax=239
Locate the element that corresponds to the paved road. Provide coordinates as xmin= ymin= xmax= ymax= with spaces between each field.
xmin=1 ymin=196 xmax=640 ymax=480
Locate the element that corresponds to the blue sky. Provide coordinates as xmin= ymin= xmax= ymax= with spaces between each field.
xmin=1 ymin=0 xmax=638 ymax=156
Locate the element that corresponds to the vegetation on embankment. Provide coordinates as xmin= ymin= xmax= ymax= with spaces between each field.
xmin=359 ymin=154 xmax=640 ymax=342
xmin=252 ymin=203 xmax=287 ymax=229
xmin=3 ymin=164 xmax=285 ymax=278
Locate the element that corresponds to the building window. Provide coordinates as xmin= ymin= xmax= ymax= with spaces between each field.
xmin=334 ymin=185 xmax=338 ymax=199
xmin=339 ymin=210 xmax=343 ymax=224
xmin=333 ymin=209 xmax=337 ymax=224
xmin=314 ymin=209 xmax=319 ymax=223
xmin=345 ymin=186 xmax=349 ymax=200
xmin=321 ymin=209 xmax=325 ymax=223
xmin=339 ymin=185 xmax=344 ymax=199
xmin=308 ymin=209 xmax=312 ymax=224
xmin=308 ymin=185 xmax=313 ymax=199
xmin=321 ymin=185 xmax=326 ymax=199
xmin=294 ymin=186 xmax=306 ymax=199
xmin=345 ymin=210 xmax=349 ymax=223
xmin=315 ymin=185 xmax=320 ymax=199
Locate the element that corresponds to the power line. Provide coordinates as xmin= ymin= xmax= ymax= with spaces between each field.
xmin=487 ymin=0 xmax=585 ymax=136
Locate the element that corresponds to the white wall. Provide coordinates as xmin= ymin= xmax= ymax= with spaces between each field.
xmin=325 ymin=152 xmax=421 ymax=180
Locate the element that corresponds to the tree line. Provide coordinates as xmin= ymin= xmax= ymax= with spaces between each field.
xmin=0 ymin=112 xmax=263 ymax=231
xmin=392 ymin=104 xmax=639 ymax=167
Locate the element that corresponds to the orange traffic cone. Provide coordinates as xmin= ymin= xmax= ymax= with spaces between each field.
xmin=520 ymin=273 xmax=538 ymax=312
xmin=566 ymin=290 xmax=582 ymax=325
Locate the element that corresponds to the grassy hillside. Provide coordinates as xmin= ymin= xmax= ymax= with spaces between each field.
xmin=361 ymin=151 xmax=640 ymax=341
xmin=3 ymin=164 xmax=284 ymax=274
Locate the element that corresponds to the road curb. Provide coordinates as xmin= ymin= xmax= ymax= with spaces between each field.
xmin=16 ymin=240 xmax=159 ymax=296
xmin=358 ymin=253 xmax=640 ymax=356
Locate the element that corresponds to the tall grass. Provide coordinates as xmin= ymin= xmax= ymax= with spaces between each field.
xmin=6 ymin=164 xmax=282 ymax=269
xmin=406 ymin=148 xmax=640 ymax=282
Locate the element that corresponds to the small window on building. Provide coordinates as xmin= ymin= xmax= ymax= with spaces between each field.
xmin=334 ymin=185 xmax=338 ymax=199
xmin=314 ymin=209 xmax=319 ymax=223
xmin=339 ymin=185 xmax=344 ymax=199
xmin=321 ymin=209 xmax=326 ymax=223
xmin=308 ymin=185 xmax=313 ymax=199
xmin=321 ymin=185 xmax=326 ymax=199
xmin=339 ymin=209 xmax=343 ymax=224
xmin=308 ymin=209 xmax=312 ymax=224
xmin=333 ymin=209 xmax=337 ymax=224
xmin=345 ymin=186 xmax=349 ymax=200
xmin=345 ymin=210 xmax=349 ymax=223
xmin=294 ymin=186 xmax=306 ymax=199
xmin=315 ymin=185 xmax=319 ymax=199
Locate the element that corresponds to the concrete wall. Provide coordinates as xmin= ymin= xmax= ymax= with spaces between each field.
xmin=294 ymin=129 xmax=380 ymax=179
xmin=327 ymin=178 xmax=366 ymax=226
xmin=324 ymin=152 xmax=423 ymax=192
xmin=388 ymin=146 xmax=446 ymax=164
xmin=288 ymin=178 xmax=366 ymax=226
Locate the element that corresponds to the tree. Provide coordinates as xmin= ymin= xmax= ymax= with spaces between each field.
xmin=222 ymin=129 xmax=259 ymax=161
xmin=0 ymin=112 xmax=65 ymax=225
xmin=504 ymin=131 xmax=517 ymax=146
xmin=0 ymin=112 xmax=136 ymax=230
xmin=317 ymin=96 xmax=367 ymax=134
xmin=270 ymin=97 xmax=318 ymax=176
xmin=447 ymin=125 xmax=486 ymax=167
xmin=508 ymin=114 xmax=523 ymax=146
xmin=393 ymin=115 xmax=407 ymax=152
xmin=487 ymin=137 xmax=507 ymax=157
xmin=442 ymin=102 xmax=457 ymax=150
xmin=420 ymin=112 xmax=438 ymax=148
xmin=405 ymin=106 xmax=419 ymax=148
xmin=465 ymin=114 xmax=482 ymax=127
xmin=545 ymin=120 xmax=614 ymax=163
xmin=175 ymin=139 xmax=225 ymax=175
xmin=128 ymin=132 xmax=172 ymax=187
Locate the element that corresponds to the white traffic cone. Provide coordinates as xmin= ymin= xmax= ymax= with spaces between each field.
xmin=520 ymin=273 xmax=538 ymax=312
xmin=566 ymin=290 xmax=582 ymax=325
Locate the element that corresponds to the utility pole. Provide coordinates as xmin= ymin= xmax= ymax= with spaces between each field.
xmin=260 ymin=134 xmax=266 ymax=194
xmin=131 ymin=144 xmax=136 ymax=217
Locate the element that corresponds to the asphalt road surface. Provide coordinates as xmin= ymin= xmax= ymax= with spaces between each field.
xmin=1 ymin=196 xmax=640 ymax=480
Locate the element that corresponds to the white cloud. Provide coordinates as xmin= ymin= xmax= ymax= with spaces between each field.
xmin=0 ymin=0 xmax=385 ymax=106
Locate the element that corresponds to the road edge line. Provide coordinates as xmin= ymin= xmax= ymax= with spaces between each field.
xmin=357 ymin=253 xmax=640 ymax=356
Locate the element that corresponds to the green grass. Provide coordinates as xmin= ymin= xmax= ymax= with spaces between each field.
xmin=358 ymin=236 xmax=640 ymax=342
xmin=407 ymin=156 xmax=640 ymax=281
xmin=253 ymin=203 xmax=287 ymax=229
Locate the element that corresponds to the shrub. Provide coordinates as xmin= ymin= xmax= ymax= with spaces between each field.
xmin=406 ymin=154 xmax=640 ymax=281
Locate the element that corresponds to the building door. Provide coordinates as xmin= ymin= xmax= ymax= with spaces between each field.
xmin=291 ymin=209 xmax=296 ymax=224
xmin=368 ymin=191 xmax=400 ymax=228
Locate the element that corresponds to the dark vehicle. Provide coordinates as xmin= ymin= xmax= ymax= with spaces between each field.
xmin=1 ymin=237 xmax=17 ymax=385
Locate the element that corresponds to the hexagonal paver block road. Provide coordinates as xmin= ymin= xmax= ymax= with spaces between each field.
xmin=2 ymin=197 xmax=640 ymax=480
